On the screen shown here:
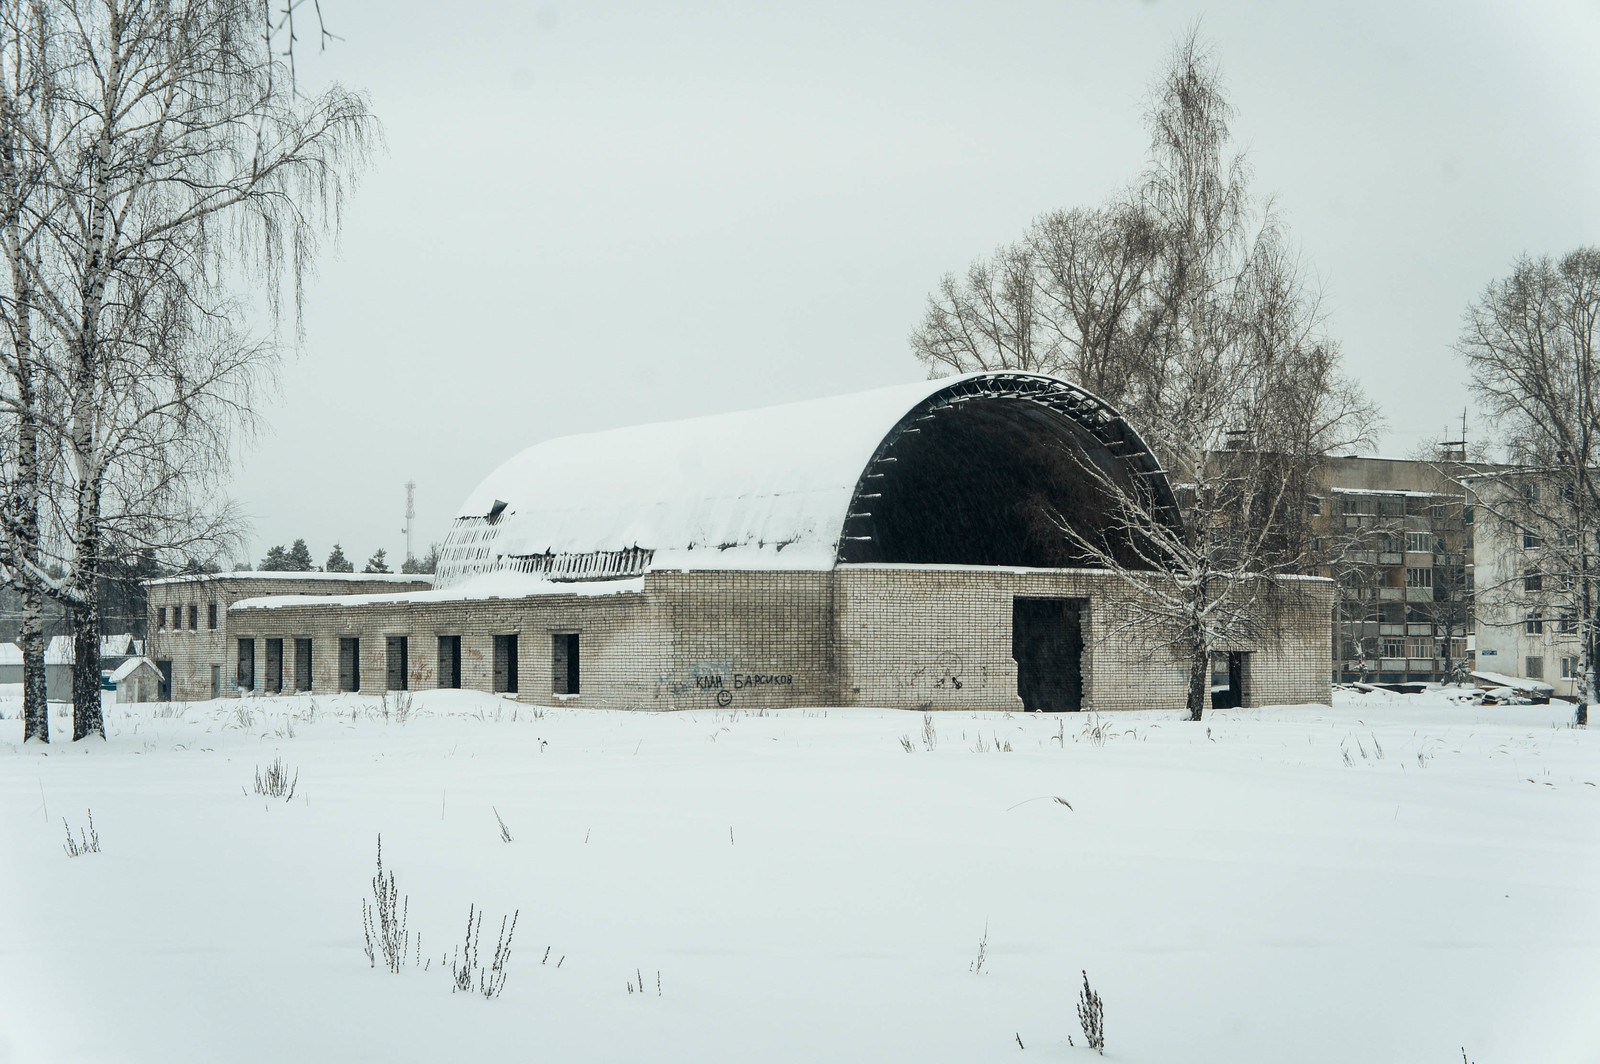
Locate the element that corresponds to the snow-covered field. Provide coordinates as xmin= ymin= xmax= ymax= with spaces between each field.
xmin=3 ymin=687 xmax=1598 ymax=1063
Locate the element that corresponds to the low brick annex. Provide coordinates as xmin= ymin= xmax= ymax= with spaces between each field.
xmin=145 ymin=373 xmax=1334 ymax=713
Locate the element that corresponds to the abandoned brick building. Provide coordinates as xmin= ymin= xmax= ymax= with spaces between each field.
xmin=146 ymin=373 xmax=1334 ymax=712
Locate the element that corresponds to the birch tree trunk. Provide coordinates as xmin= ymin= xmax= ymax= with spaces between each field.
xmin=20 ymin=583 xmax=45 ymax=740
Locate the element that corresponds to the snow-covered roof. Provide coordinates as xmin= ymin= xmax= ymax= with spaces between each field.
xmin=232 ymin=571 xmax=646 ymax=613
xmin=100 ymin=633 xmax=138 ymax=657
xmin=0 ymin=642 xmax=20 ymax=666
xmin=1471 ymin=670 xmax=1555 ymax=694
xmin=144 ymin=571 xmax=433 ymax=587
xmin=435 ymin=372 xmax=1176 ymax=587
xmin=110 ymin=657 xmax=159 ymax=683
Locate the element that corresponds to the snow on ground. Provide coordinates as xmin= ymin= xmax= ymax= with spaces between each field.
xmin=2 ymin=688 xmax=1598 ymax=1063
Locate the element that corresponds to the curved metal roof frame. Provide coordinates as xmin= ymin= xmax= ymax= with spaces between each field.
xmin=836 ymin=373 xmax=1181 ymax=561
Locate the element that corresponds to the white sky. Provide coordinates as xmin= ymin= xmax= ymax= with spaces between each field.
xmin=233 ymin=0 xmax=1600 ymax=568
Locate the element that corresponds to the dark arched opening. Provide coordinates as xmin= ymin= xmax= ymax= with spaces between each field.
xmin=836 ymin=375 xmax=1178 ymax=569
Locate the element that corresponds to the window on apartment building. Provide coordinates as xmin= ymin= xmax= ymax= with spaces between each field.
xmin=1383 ymin=639 xmax=1404 ymax=658
xmin=1524 ymin=568 xmax=1543 ymax=592
xmin=1523 ymin=482 xmax=1541 ymax=504
xmin=1562 ymin=657 xmax=1576 ymax=679
xmin=437 ymin=636 xmax=461 ymax=689
xmin=1523 ymin=528 xmax=1542 ymax=549
xmin=1405 ymin=568 xmax=1432 ymax=588
xmin=1408 ymin=639 xmax=1432 ymax=659
xmin=156 ymin=606 xmax=167 ymax=629
xmin=208 ymin=602 xmax=218 ymax=629
xmin=1405 ymin=532 xmax=1432 ymax=553
xmin=1341 ymin=496 xmax=1364 ymax=515
xmin=492 ymin=634 xmax=518 ymax=694
xmin=1559 ymin=613 xmax=1578 ymax=635
xmin=552 ymin=633 xmax=580 ymax=696
xmin=187 ymin=604 xmax=198 ymax=629
xmin=1525 ymin=614 xmax=1544 ymax=635
xmin=1525 ymin=655 xmax=1545 ymax=679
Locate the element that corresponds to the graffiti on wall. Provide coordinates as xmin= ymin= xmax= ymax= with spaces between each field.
xmin=899 ymin=650 xmax=989 ymax=696
xmin=655 ymin=661 xmax=796 ymax=707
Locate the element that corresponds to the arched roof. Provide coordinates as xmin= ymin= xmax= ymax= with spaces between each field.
xmin=434 ymin=372 xmax=1177 ymax=588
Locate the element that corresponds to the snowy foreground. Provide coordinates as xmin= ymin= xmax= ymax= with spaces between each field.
xmin=3 ymin=689 xmax=1598 ymax=1064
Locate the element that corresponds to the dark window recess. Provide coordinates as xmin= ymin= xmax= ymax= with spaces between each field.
xmin=438 ymin=636 xmax=461 ymax=689
xmin=493 ymin=634 xmax=518 ymax=694
xmin=237 ymin=638 xmax=256 ymax=691
xmin=208 ymin=602 xmax=218 ymax=629
xmin=188 ymin=604 xmax=198 ymax=630
xmin=156 ymin=607 xmax=167 ymax=629
xmin=265 ymin=638 xmax=284 ymax=694
xmin=295 ymin=638 xmax=313 ymax=692
xmin=552 ymin=633 xmax=580 ymax=695
xmin=210 ymin=664 xmax=221 ymax=699
xmin=157 ymin=660 xmax=173 ymax=701
xmin=1012 ymin=598 xmax=1085 ymax=712
xmin=386 ymin=636 xmax=409 ymax=691
xmin=339 ymin=637 xmax=361 ymax=692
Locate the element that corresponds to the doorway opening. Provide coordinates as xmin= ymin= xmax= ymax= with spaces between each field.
xmin=1012 ymin=598 xmax=1086 ymax=712
xmin=1210 ymin=651 xmax=1248 ymax=709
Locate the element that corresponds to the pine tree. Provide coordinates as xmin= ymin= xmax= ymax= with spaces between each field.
xmin=259 ymin=545 xmax=291 ymax=571
xmin=325 ymin=543 xmax=354 ymax=572
xmin=286 ymin=539 xmax=315 ymax=571
xmin=363 ymin=548 xmax=390 ymax=574
xmin=400 ymin=542 xmax=441 ymax=575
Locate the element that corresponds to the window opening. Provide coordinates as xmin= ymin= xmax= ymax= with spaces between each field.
xmin=339 ymin=637 xmax=360 ymax=692
xmin=553 ymin=633 xmax=581 ymax=696
xmin=493 ymin=634 xmax=518 ymax=694
xmin=265 ymin=638 xmax=283 ymax=694
xmin=386 ymin=636 xmax=409 ymax=691
xmin=236 ymin=638 xmax=255 ymax=691
xmin=295 ymin=638 xmax=313 ymax=692
xmin=438 ymin=636 xmax=461 ymax=689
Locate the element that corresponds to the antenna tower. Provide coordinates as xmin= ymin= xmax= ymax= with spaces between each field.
xmin=404 ymin=481 xmax=416 ymax=564
xmin=1440 ymin=409 xmax=1468 ymax=461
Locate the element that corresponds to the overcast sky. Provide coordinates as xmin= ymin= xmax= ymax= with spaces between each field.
xmin=235 ymin=0 xmax=1600 ymax=569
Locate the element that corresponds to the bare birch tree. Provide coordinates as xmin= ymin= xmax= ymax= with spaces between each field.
xmin=1458 ymin=248 xmax=1600 ymax=715
xmin=910 ymin=27 xmax=1379 ymax=719
xmin=0 ymin=0 xmax=375 ymax=740
xmin=0 ymin=0 xmax=58 ymax=741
